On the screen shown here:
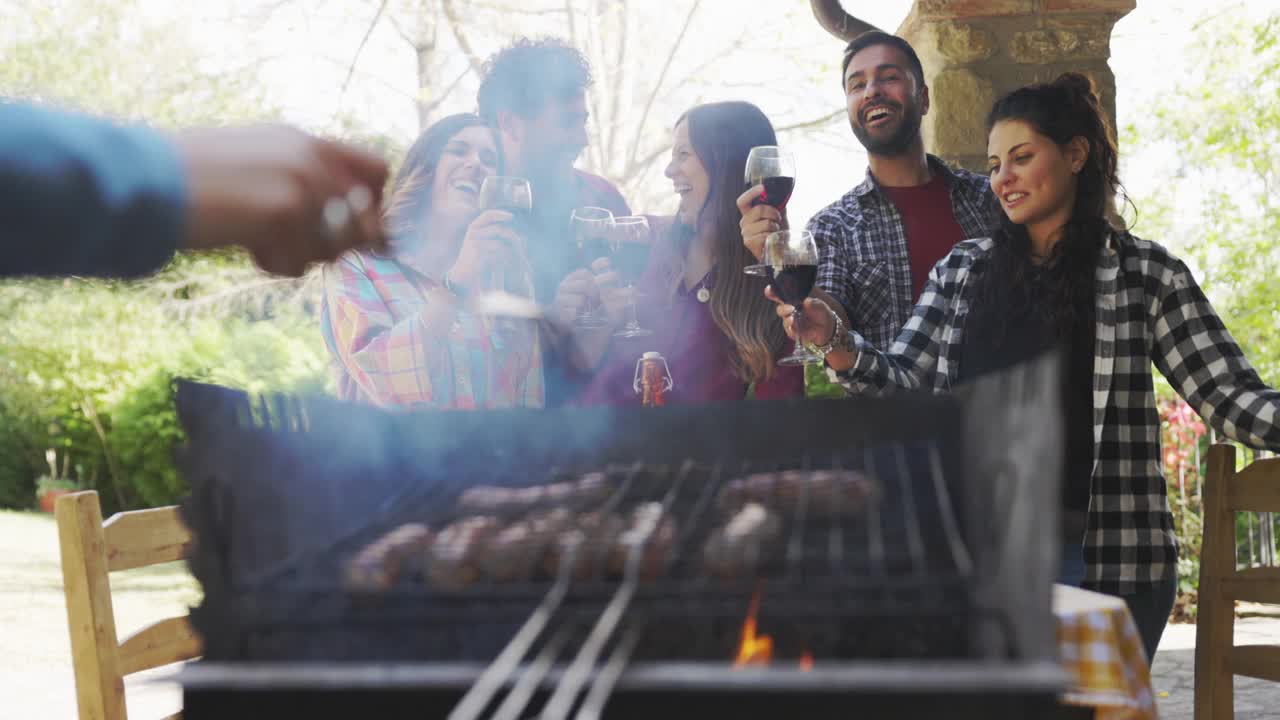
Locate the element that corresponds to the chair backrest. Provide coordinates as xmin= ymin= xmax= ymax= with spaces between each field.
xmin=1195 ymin=443 xmax=1280 ymax=719
xmin=56 ymin=490 xmax=201 ymax=720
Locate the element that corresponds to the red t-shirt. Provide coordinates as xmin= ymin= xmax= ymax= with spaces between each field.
xmin=880 ymin=174 xmax=967 ymax=300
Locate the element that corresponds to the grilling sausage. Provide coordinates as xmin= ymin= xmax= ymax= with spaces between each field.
xmin=479 ymin=507 xmax=573 ymax=583
xmin=542 ymin=510 xmax=626 ymax=581
xmin=702 ymin=502 xmax=782 ymax=579
xmin=343 ymin=522 xmax=434 ymax=593
xmin=717 ymin=470 xmax=878 ymax=519
xmin=606 ymin=502 xmax=676 ymax=581
xmin=426 ymin=515 xmax=502 ymax=590
xmin=456 ymin=472 xmax=614 ymax=516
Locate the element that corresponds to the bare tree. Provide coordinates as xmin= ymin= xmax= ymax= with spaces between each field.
xmin=433 ymin=0 xmax=845 ymax=210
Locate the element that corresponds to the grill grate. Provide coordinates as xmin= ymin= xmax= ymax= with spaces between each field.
xmin=196 ymin=443 xmax=992 ymax=663
xmin=176 ymin=351 xmax=1069 ymax=718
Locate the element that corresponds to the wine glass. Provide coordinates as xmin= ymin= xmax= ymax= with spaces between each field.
xmin=476 ymin=177 xmax=534 ymax=323
xmin=478 ymin=176 xmax=533 ymax=215
xmin=764 ymin=229 xmax=822 ymax=366
xmin=743 ymin=146 xmax=797 ymax=278
xmin=607 ymin=216 xmax=653 ymax=338
xmin=569 ymin=206 xmax=614 ymax=329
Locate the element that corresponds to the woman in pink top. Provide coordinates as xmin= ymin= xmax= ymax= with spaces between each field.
xmin=577 ymin=102 xmax=804 ymax=405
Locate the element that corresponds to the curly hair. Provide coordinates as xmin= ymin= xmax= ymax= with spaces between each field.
xmin=971 ymin=72 xmax=1125 ymax=342
xmin=476 ymin=37 xmax=592 ymax=122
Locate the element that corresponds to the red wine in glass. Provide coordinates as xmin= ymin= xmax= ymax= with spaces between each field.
xmin=569 ymin=207 xmax=615 ymax=329
xmin=610 ymin=216 xmax=653 ymax=338
xmin=609 ymin=218 xmax=650 ymax=284
xmin=570 ymin=207 xmax=614 ymax=269
xmin=764 ymin=229 xmax=822 ymax=366
xmin=766 ymin=263 xmax=817 ymax=307
xmin=757 ymin=176 xmax=795 ymax=209
xmin=744 ymin=146 xmax=797 ymax=209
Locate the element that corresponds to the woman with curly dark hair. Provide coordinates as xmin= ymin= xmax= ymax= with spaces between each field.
xmin=775 ymin=73 xmax=1280 ymax=661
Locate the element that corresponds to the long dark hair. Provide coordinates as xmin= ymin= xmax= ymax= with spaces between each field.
xmin=676 ymin=101 xmax=790 ymax=383
xmin=383 ymin=113 xmax=502 ymax=249
xmin=972 ymin=72 xmax=1122 ymax=339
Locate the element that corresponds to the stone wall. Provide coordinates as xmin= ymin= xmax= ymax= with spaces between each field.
xmin=897 ymin=0 xmax=1136 ymax=172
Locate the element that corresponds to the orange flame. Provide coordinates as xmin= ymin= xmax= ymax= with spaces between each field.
xmin=733 ymin=589 xmax=773 ymax=667
xmin=799 ymin=651 xmax=814 ymax=671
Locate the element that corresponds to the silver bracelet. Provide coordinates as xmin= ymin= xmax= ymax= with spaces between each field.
xmin=806 ymin=308 xmax=846 ymax=360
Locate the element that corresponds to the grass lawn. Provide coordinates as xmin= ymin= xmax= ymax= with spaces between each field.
xmin=0 ymin=508 xmax=200 ymax=719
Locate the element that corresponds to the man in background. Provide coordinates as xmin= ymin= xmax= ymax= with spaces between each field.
xmin=477 ymin=38 xmax=631 ymax=406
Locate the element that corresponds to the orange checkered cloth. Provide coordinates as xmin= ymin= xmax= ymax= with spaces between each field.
xmin=1055 ymin=584 xmax=1158 ymax=719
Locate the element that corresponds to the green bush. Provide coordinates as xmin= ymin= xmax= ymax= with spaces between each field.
xmin=0 ymin=266 xmax=332 ymax=514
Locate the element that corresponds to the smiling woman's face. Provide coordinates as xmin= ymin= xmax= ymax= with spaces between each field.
xmin=430 ymin=125 xmax=501 ymax=217
xmin=663 ymin=119 xmax=710 ymax=227
xmin=987 ymin=119 xmax=1082 ymax=243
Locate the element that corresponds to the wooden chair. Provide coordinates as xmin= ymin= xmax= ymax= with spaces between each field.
xmin=56 ymin=490 xmax=201 ymax=720
xmin=1195 ymin=444 xmax=1280 ymax=719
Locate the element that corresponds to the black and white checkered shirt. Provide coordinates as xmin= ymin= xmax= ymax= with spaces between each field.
xmin=806 ymin=155 xmax=991 ymax=351
xmin=829 ymin=232 xmax=1280 ymax=595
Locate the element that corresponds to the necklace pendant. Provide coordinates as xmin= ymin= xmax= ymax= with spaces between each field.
xmin=696 ymin=287 xmax=711 ymax=303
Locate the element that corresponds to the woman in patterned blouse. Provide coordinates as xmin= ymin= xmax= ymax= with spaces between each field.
xmin=774 ymin=73 xmax=1280 ymax=661
xmin=321 ymin=113 xmax=544 ymax=409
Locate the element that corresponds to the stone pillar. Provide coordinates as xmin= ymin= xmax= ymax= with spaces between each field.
xmin=897 ymin=0 xmax=1136 ymax=173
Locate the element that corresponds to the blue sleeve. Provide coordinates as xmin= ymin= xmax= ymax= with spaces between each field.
xmin=0 ymin=101 xmax=187 ymax=279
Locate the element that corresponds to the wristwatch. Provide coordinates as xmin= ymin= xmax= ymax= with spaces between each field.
xmin=805 ymin=307 xmax=852 ymax=362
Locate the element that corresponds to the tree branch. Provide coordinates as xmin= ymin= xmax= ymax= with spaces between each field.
xmin=341 ymin=0 xmax=391 ymax=96
xmin=627 ymin=0 xmax=701 ymax=169
xmin=81 ymin=395 xmax=128 ymax=510
xmin=456 ymin=0 xmax=568 ymax=14
xmin=387 ymin=12 xmax=416 ymax=47
xmin=776 ymin=108 xmax=845 ymax=134
xmin=441 ymin=0 xmax=486 ymax=76
xmin=418 ymin=66 xmax=471 ymax=123
xmin=663 ymin=29 xmax=749 ymax=99
xmin=606 ymin=0 xmax=629 ymax=173
xmin=621 ymin=142 xmax=672 ymax=185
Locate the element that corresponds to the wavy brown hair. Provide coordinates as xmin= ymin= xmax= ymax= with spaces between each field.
xmin=382 ymin=113 xmax=502 ymax=250
xmin=673 ymin=101 xmax=790 ymax=383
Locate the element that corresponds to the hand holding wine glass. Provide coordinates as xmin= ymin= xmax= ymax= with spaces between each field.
xmin=448 ymin=210 xmax=524 ymax=289
xmin=764 ymin=229 xmax=822 ymax=366
xmin=742 ymin=146 xmax=796 ymax=277
xmin=478 ymin=176 xmax=533 ymax=217
xmin=607 ymin=215 xmax=653 ymax=338
xmin=568 ymin=206 xmax=615 ymax=329
xmin=745 ymin=146 xmax=796 ymax=209
xmin=456 ymin=176 xmax=533 ymax=308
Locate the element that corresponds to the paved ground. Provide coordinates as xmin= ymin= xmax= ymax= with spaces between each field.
xmin=1153 ymin=618 xmax=1280 ymax=719
xmin=4 ymin=508 xmax=1280 ymax=718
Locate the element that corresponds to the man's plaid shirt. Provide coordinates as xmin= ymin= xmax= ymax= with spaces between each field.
xmin=807 ymin=155 xmax=991 ymax=351
xmin=829 ymin=232 xmax=1280 ymax=595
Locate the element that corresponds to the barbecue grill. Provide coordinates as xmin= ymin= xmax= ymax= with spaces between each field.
xmin=175 ymin=351 xmax=1073 ymax=719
